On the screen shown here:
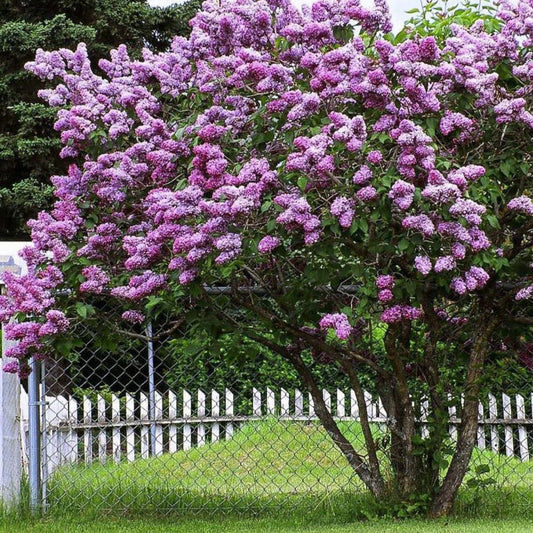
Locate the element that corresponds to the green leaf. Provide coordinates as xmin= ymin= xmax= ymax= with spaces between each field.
xmin=146 ymin=296 xmax=165 ymax=311
xmin=486 ymin=214 xmax=500 ymax=229
xmin=261 ymin=200 xmax=272 ymax=213
xmin=297 ymin=176 xmax=308 ymax=191
xmin=398 ymin=238 xmax=410 ymax=252
xmin=75 ymin=302 xmax=88 ymax=319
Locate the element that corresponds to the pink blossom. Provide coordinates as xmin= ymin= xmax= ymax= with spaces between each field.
xmin=414 ymin=256 xmax=432 ymax=275
xmin=319 ymin=313 xmax=352 ymax=340
xmin=258 ymin=236 xmax=281 ymax=253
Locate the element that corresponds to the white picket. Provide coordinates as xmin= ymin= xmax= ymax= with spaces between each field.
xmin=67 ymin=396 xmax=78 ymax=464
xmin=502 ymin=393 xmax=514 ymax=457
xmin=197 ymin=389 xmax=206 ymax=447
xmin=125 ymin=394 xmax=135 ymax=462
xmin=225 ymin=389 xmax=234 ymax=440
xmin=308 ymin=393 xmax=315 ymax=417
xmin=322 ymin=390 xmax=331 ymax=413
xmin=140 ymin=393 xmax=149 ymax=459
xmin=97 ymin=395 xmax=106 ymax=463
xmin=183 ymin=390 xmax=192 ymax=450
xmin=280 ymin=388 xmax=289 ymax=417
xmin=377 ymin=397 xmax=385 ymax=419
xmin=154 ymin=392 xmax=163 ymax=457
xmin=477 ymin=402 xmax=485 ymax=450
xmin=336 ymin=390 xmax=345 ymax=418
xmin=211 ymin=390 xmax=220 ymax=443
xmin=294 ymin=389 xmax=303 ymax=416
xmin=516 ymin=394 xmax=529 ymax=461
xmin=488 ymin=393 xmax=499 ymax=454
xmin=111 ymin=394 xmax=121 ymax=463
xmin=364 ymin=390 xmax=374 ymax=420
xmin=83 ymin=396 xmax=92 ymax=464
xmin=40 ymin=387 xmax=533 ymax=467
xmin=253 ymin=388 xmax=261 ymax=416
xmin=47 ymin=395 xmax=68 ymax=473
xmin=266 ymin=388 xmax=275 ymax=415
xmin=168 ymin=391 xmax=178 ymax=453
xmin=350 ymin=389 xmax=358 ymax=420
xmin=448 ymin=396 xmax=457 ymax=441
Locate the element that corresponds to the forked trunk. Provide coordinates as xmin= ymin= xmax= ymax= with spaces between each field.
xmin=430 ymin=318 xmax=499 ymax=517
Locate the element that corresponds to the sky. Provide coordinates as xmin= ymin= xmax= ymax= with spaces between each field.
xmin=148 ymin=0 xmax=426 ymax=31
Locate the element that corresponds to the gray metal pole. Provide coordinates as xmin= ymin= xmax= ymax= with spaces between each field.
xmin=146 ymin=321 xmax=156 ymax=456
xmin=40 ymin=361 xmax=48 ymax=510
xmin=27 ymin=357 xmax=41 ymax=514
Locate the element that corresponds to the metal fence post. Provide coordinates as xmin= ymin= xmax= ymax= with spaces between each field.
xmin=0 ymin=323 xmax=22 ymax=508
xmin=28 ymin=357 xmax=42 ymax=514
xmin=146 ymin=321 xmax=156 ymax=456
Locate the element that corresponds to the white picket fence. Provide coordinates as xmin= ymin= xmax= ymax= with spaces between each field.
xmin=27 ymin=387 xmax=533 ymax=476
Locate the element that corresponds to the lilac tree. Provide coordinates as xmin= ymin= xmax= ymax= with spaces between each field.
xmin=2 ymin=0 xmax=533 ymax=516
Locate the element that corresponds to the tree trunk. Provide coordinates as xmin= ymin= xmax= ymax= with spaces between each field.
xmin=384 ymin=325 xmax=422 ymax=497
xmin=430 ymin=318 xmax=499 ymax=517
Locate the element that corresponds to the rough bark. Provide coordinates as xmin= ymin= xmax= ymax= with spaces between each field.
xmin=384 ymin=324 xmax=422 ymax=496
xmin=430 ymin=317 xmax=499 ymax=517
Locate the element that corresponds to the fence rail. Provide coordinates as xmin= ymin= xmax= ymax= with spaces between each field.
xmin=27 ymin=387 xmax=533 ymax=476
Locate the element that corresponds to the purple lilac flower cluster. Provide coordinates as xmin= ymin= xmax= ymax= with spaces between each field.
xmin=319 ymin=313 xmax=352 ymax=340
xmin=380 ymin=305 xmax=422 ymax=324
xmin=376 ymin=275 xmax=395 ymax=304
xmin=3 ymin=0 xmax=533 ymax=374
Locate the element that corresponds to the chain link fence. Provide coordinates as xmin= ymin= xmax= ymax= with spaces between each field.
xmin=20 ymin=296 xmax=533 ymax=516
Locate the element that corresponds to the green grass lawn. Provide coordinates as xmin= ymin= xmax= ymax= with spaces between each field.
xmin=2 ymin=419 xmax=532 ymax=532
xmin=44 ymin=419 xmax=533 ymax=517
xmin=2 ymin=515 xmax=533 ymax=533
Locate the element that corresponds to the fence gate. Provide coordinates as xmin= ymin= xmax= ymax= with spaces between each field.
xmin=17 ymin=304 xmax=533 ymax=515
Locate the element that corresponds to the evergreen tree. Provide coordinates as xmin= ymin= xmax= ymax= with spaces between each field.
xmin=0 ymin=0 xmax=200 ymax=238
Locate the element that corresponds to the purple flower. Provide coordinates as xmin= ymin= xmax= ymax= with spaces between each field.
xmin=378 ymin=289 xmax=393 ymax=303
xmin=434 ymin=255 xmax=456 ymax=273
xmin=356 ymin=185 xmax=378 ymax=202
xmin=376 ymin=275 xmax=395 ymax=290
xmin=179 ymin=269 xmax=198 ymax=285
xmin=414 ymin=255 xmax=432 ymax=275
xmin=402 ymin=215 xmax=435 ymax=237
xmin=516 ymin=285 xmax=533 ymax=300
xmin=464 ymin=266 xmax=490 ymax=291
xmin=80 ymin=266 xmax=110 ymax=293
xmin=3 ymin=361 xmax=20 ymax=374
xmin=389 ymin=180 xmax=415 ymax=210
xmin=508 ymin=195 xmax=533 ymax=216
xmin=258 ymin=236 xmax=280 ymax=253
xmin=330 ymin=197 xmax=355 ymax=228
xmin=451 ymin=277 xmax=467 ymax=295
xmin=367 ymin=150 xmax=383 ymax=164
xmin=449 ymin=199 xmax=486 ymax=217
xmin=451 ymin=242 xmax=467 ymax=260
xmin=381 ymin=305 xmax=422 ymax=324
xmin=422 ymin=183 xmax=461 ymax=204
xmin=353 ymin=165 xmax=373 ymax=185
xmin=319 ymin=313 xmax=352 ymax=340
xmin=122 ymin=310 xmax=145 ymax=324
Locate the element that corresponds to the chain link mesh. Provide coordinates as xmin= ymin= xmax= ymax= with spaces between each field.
xmin=30 ymin=297 xmax=533 ymax=516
